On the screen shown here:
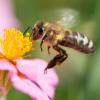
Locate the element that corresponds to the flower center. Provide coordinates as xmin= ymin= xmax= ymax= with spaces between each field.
xmin=0 ymin=28 xmax=32 ymax=60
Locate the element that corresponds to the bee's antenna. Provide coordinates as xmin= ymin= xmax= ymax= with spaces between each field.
xmin=23 ymin=26 xmax=32 ymax=36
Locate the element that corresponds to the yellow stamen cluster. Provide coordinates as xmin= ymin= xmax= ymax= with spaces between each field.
xmin=0 ymin=28 xmax=32 ymax=60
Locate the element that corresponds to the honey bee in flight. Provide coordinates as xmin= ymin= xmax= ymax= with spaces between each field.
xmin=24 ymin=21 xmax=95 ymax=71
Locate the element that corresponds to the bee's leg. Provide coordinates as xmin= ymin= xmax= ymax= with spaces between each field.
xmin=53 ymin=45 xmax=68 ymax=57
xmin=44 ymin=54 xmax=62 ymax=74
xmin=40 ymin=40 xmax=43 ymax=51
xmin=40 ymin=34 xmax=48 ymax=51
xmin=23 ymin=26 xmax=32 ymax=36
xmin=44 ymin=45 xmax=68 ymax=73
xmin=48 ymin=46 xmax=51 ymax=54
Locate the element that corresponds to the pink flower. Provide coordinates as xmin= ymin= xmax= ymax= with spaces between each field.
xmin=0 ymin=0 xmax=58 ymax=99
xmin=0 ymin=28 xmax=58 ymax=100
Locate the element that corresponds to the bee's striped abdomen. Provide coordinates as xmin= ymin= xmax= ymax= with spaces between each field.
xmin=60 ymin=31 xmax=95 ymax=54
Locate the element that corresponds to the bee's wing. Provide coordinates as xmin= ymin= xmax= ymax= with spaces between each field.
xmin=39 ymin=8 xmax=80 ymax=28
xmin=55 ymin=8 xmax=80 ymax=28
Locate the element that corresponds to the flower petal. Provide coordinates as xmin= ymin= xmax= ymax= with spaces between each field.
xmin=16 ymin=59 xmax=58 ymax=99
xmin=0 ymin=60 xmax=17 ymax=73
xmin=0 ymin=0 xmax=20 ymax=34
xmin=9 ymin=72 xmax=50 ymax=100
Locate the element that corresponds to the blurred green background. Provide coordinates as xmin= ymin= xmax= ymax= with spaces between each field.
xmin=7 ymin=0 xmax=100 ymax=100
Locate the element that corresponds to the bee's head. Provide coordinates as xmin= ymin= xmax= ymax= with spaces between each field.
xmin=32 ymin=21 xmax=45 ymax=40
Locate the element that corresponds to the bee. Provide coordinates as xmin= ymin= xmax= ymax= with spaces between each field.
xmin=24 ymin=21 xmax=95 ymax=71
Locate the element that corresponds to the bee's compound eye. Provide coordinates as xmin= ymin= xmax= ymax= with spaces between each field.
xmin=39 ymin=27 xmax=44 ymax=34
